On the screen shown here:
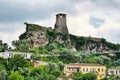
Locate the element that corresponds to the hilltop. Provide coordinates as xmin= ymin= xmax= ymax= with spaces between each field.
xmin=12 ymin=22 xmax=120 ymax=53
xmin=12 ymin=13 xmax=120 ymax=53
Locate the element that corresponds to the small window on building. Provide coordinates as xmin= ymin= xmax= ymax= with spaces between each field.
xmin=9 ymin=53 xmax=13 ymax=57
xmin=25 ymin=54 xmax=27 ymax=57
xmin=68 ymin=68 xmax=70 ymax=71
xmin=116 ymin=71 xmax=117 ymax=74
xmin=83 ymin=68 xmax=85 ymax=72
xmin=102 ymin=68 xmax=104 ymax=72
xmin=77 ymin=68 xmax=79 ymax=72
xmin=98 ymin=68 xmax=100 ymax=72
xmin=110 ymin=71 xmax=114 ymax=74
xmin=86 ymin=68 xmax=88 ymax=72
xmin=91 ymin=68 xmax=95 ymax=72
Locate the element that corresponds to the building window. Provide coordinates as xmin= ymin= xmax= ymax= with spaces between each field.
xmin=25 ymin=54 xmax=27 ymax=57
xmin=86 ymin=68 xmax=88 ymax=72
xmin=90 ymin=68 xmax=95 ymax=72
xmin=116 ymin=71 xmax=117 ymax=74
xmin=102 ymin=68 xmax=104 ymax=72
xmin=98 ymin=68 xmax=100 ymax=72
xmin=77 ymin=68 xmax=79 ymax=72
xmin=93 ymin=68 xmax=96 ymax=72
xmin=9 ymin=53 xmax=13 ymax=57
xmin=110 ymin=71 xmax=114 ymax=74
xmin=83 ymin=68 xmax=85 ymax=72
xmin=67 ymin=68 xmax=70 ymax=71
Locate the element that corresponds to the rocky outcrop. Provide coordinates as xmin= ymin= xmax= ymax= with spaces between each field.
xmin=24 ymin=23 xmax=49 ymax=47
xmin=22 ymin=23 xmax=70 ymax=47
xmin=18 ymin=23 xmax=119 ymax=53
xmin=84 ymin=42 xmax=109 ymax=53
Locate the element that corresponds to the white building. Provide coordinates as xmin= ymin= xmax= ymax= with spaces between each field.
xmin=0 ymin=52 xmax=33 ymax=59
xmin=107 ymin=66 xmax=120 ymax=77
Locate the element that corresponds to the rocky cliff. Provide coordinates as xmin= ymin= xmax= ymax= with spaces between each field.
xmin=18 ymin=23 xmax=120 ymax=53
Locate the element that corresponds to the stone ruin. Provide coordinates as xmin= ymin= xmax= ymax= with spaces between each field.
xmin=54 ymin=13 xmax=69 ymax=33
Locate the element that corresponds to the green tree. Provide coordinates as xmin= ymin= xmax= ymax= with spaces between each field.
xmin=25 ymin=76 xmax=36 ymax=80
xmin=47 ymin=63 xmax=56 ymax=73
xmin=3 ymin=43 xmax=8 ymax=51
xmin=0 ymin=65 xmax=6 ymax=71
xmin=47 ymin=75 xmax=57 ymax=80
xmin=106 ymin=75 xmax=117 ymax=80
xmin=0 ymin=70 xmax=7 ymax=80
xmin=8 ymin=54 xmax=30 ymax=71
xmin=81 ymin=73 xmax=97 ymax=80
xmin=0 ymin=57 xmax=7 ymax=69
xmin=51 ymin=70 xmax=61 ymax=77
xmin=18 ymin=67 xmax=30 ymax=77
xmin=12 ymin=39 xmax=31 ymax=52
xmin=8 ymin=71 xmax=24 ymax=80
xmin=58 ymin=61 xmax=64 ymax=71
xmin=112 ymin=59 xmax=120 ymax=66
xmin=73 ymin=72 xmax=97 ymax=80
xmin=73 ymin=72 xmax=82 ymax=80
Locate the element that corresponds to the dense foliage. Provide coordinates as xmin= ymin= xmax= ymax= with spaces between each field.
xmin=73 ymin=72 xmax=97 ymax=80
xmin=0 ymin=54 xmax=64 ymax=80
xmin=12 ymin=39 xmax=31 ymax=52
xmin=0 ymin=40 xmax=8 ymax=52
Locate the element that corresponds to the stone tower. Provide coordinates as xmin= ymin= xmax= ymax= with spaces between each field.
xmin=54 ymin=13 xmax=69 ymax=33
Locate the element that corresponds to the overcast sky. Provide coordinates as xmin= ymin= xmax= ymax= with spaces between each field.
xmin=0 ymin=0 xmax=120 ymax=46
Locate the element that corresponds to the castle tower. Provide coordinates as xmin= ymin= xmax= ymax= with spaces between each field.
xmin=54 ymin=13 xmax=69 ymax=33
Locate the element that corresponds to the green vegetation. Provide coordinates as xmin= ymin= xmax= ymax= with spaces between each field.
xmin=0 ymin=40 xmax=8 ymax=52
xmin=7 ymin=54 xmax=30 ymax=71
xmin=8 ymin=71 xmax=24 ymax=80
xmin=0 ymin=70 xmax=7 ymax=80
xmin=73 ymin=72 xmax=97 ymax=80
xmin=0 ymin=54 xmax=64 ymax=80
xmin=1 ymin=23 xmax=120 ymax=80
xmin=24 ymin=23 xmax=46 ymax=31
xmin=19 ymin=32 xmax=27 ymax=40
xmin=38 ymin=49 xmax=113 ymax=67
xmin=12 ymin=39 xmax=31 ymax=52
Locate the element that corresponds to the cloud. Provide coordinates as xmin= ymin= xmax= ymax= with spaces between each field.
xmin=68 ymin=13 xmax=96 ymax=36
xmin=0 ymin=0 xmax=78 ymax=22
xmin=95 ymin=19 xmax=120 ymax=43
xmin=0 ymin=23 xmax=25 ymax=46
xmin=75 ymin=0 xmax=120 ymax=21
xmin=67 ymin=13 xmax=120 ymax=43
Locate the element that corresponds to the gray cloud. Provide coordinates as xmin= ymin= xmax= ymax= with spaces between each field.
xmin=0 ymin=22 xmax=24 ymax=33
xmin=0 ymin=0 xmax=78 ymax=22
xmin=76 ymin=0 xmax=120 ymax=17
xmin=1 ymin=0 xmax=120 ymax=23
